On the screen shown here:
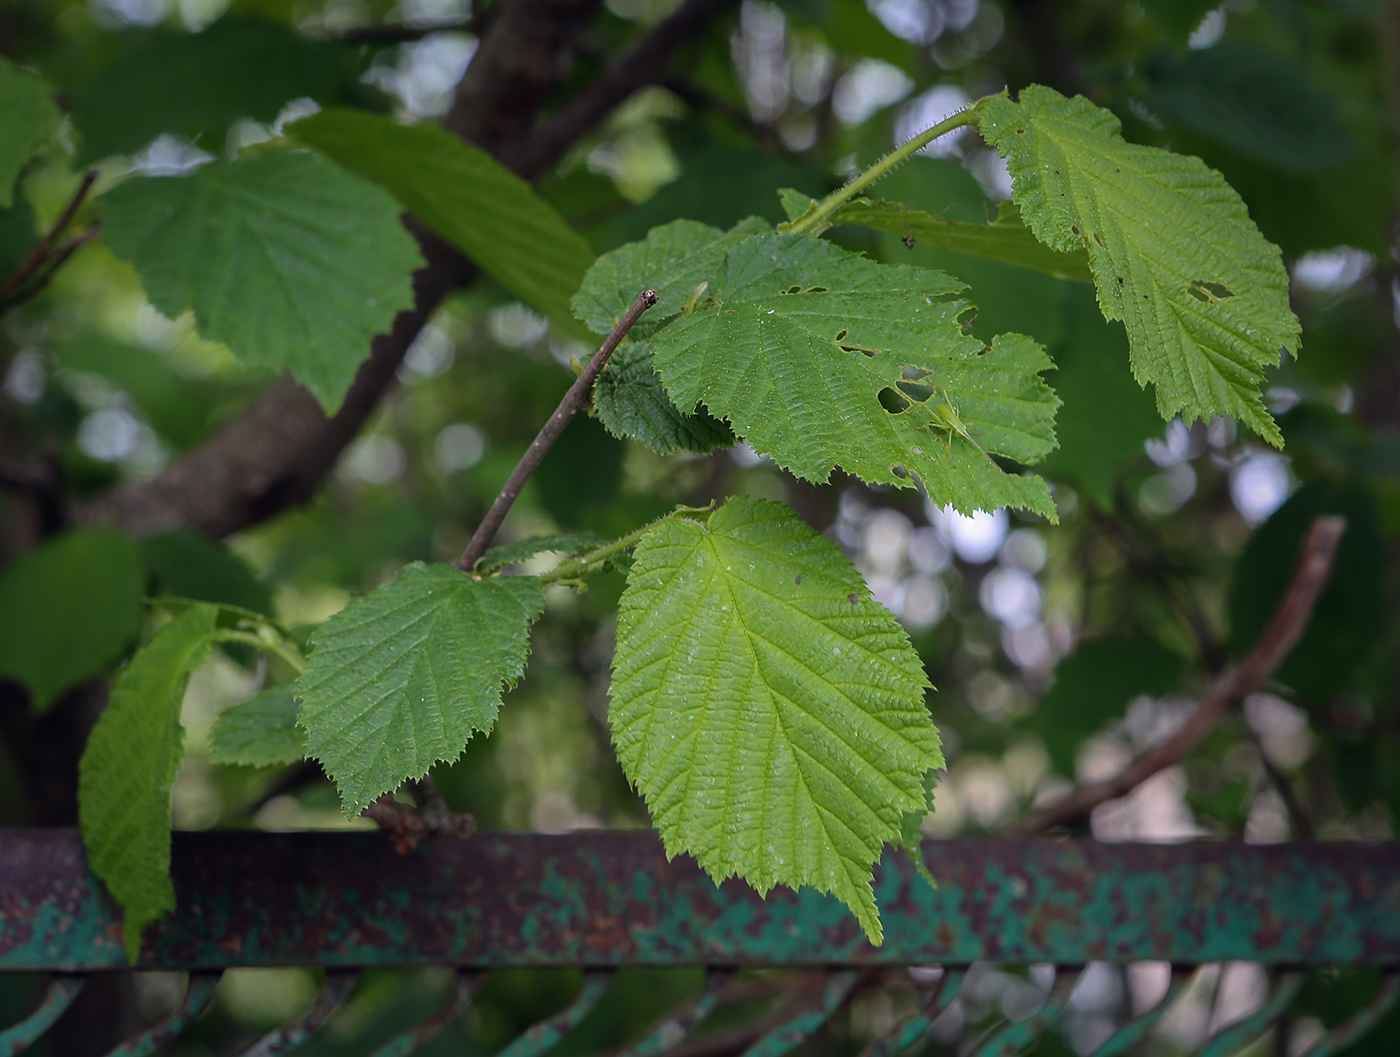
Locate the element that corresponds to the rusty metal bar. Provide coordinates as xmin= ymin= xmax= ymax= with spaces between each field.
xmin=1086 ymin=970 xmax=1190 ymax=1057
xmin=494 ymin=970 xmax=613 ymax=1057
xmin=619 ymin=969 xmax=732 ymax=1057
xmin=1194 ymin=972 xmax=1305 ymax=1057
xmin=0 ymin=977 xmax=84 ymax=1056
xmin=103 ymin=972 xmax=220 ymax=1057
xmin=738 ymin=970 xmax=859 ymax=1057
xmin=1297 ymin=973 xmax=1400 ymax=1057
xmin=855 ymin=968 xmax=964 ymax=1057
xmin=969 ymin=971 xmax=1074 ymax=1057
xmin=369 ymin=970 xmax=480 ymax=1057
xmin=2 ymin=830 xmax=1399 ymax=970
xmin=238 ymin=971 xmax=357 ymax=1057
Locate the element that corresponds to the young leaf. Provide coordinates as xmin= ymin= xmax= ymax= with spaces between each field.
xmin=975 ymin=86 xmax=1299 ymax=445
xmin=297 ymin=563 xmax=544 ymax=816
xmin=101 ymin=151 xmax=422 ymax=413
xmin=823 ymin=197 xmax=1093 ymax=283
xmin=0 ymin=528 xmax=145 ymax=711
xmin=477 ymin=533 xmax=607 ymax=575
xmin=572 ymin=217 xmax=768 ymax=340
xmin=78 ymin=603 xmax=219 ymax=961
xmin=70 ymin=17 xmax=346 ymax=165
xmin=594 ymin=342 xmax=735 ymax=454
xmin=650 ymin=232 xmax=1060 ymax=520
xmin=210 ymin=684 xmax=305 ymax=767
xmin=290 ymin=109 xmax=594 ymax=335
xmin=610 ymin=497 xmax=943 ymax=943
xmin=0 ymin=58 xmax=59 ymax=207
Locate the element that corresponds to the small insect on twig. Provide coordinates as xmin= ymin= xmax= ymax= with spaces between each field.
xmin=925 ymin=388 xmax=998 ymax=467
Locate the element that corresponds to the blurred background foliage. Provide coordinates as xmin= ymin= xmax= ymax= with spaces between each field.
xmin=0 ymin=0 xmax=1397 ymax=1053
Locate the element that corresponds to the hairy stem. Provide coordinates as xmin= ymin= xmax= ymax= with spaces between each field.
xmin=535 ymin=501 xmax=715 ymax=585
xmin=213 ymin=629 xmax=306 ymax=675
xmin=456 ymin=290 xmax=658 ymax=572
xmin=782 ymin=101 xmax=988 ymax=236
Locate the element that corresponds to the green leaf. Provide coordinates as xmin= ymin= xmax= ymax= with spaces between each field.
xmin=0 ymin=528 xmax=145 ymax=711
xmin=0 ymin=197 xmax=38 ymax=281
xmin=534 ymin=414 xmax=625 ymax=530
xmin=975 ymin=86 xmax=1299 ymax=446
xmin=650 ymin=232 xmax=1060 ymax=519
xmin=0 ymin=58 xmax=59 ymax=207
xmin=1029 ymin=638 xmax=1186 ymax=777
xmin=594 ymin=342 xmax=735 ymax=454
xmin=1036 ymin=288 xmax=1160 ymax=507
xmin=478 ymin=533 xmax=607 ymax=574
xmin=71 ymin=17 xmax=348 ymax=165
xmin=101 ymin=151 xmax=422 ymax=413
xmin=290 ymin=108 xmax=593 ymax=334
xmin=141 ymin=531 xmax=272 ymax=616
xmin=78 ymin=603 xmax=218 ymax=961
xmin=611 ymin=498 xmax=942 ymax=943
xmin=210 ymin=684 xmax=305 ymax=767
xmin=1229 ymin=483 xmax=1386 ymax=706
xmin=823 ymin=198 xmax=1093 ymax=283
xmin=572 ymin=217 xmax=769 ymax=340
xmin=1145 ymin=41 xmax=1354 ymax=175
xmin=297 ymin=563 xmax=545 ymax=816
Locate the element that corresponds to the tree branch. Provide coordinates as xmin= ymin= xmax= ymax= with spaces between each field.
xmin=506 ymin=0 xmax=743 ymax=175
xmin=0 ymin=170 xmax=97 ymax=308
xmin=456 ymin=289 xmax=658 ymax=571
xmin=1011 ymin=515 xmax=1347 ymax=836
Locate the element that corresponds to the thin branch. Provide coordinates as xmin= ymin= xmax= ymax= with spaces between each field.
xmin=322 ymin=18 xmax=476 ymax=44
xmin=363 ymin=777 xmax=476 ymax=854
xmin=0 ymin=170 xmax=98 ymax=305
xmin=455 ymin=289 xmax=658 ymax=571
xmin=1011 ymin=515 xmax=1347 ymax=836
xmin=507 ymin=0 xmax=742 ymax=175
xmin=1243 ymin=722 xmax=1315 ymax=840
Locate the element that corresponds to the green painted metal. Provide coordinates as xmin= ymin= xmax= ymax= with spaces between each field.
xmin=739 ymin=970 xmax=858 ymax=1057
xmin=104 ymin=972 xmax=220 ymax=1057
xmin=619 ymin=969 xmax=732 ymax=1057
xmin=970 ymin=972 xmax=1074 ymax=1057
xmin=1194 ymin=973 xmax=1304 ymax=1057
xmin=5 ymin=831 xmax=1399 ymax=970
xmin=369 ymin=972 xmax=480 ymax=1057
xmin=1087 ymin=973 xmax=1189 ymax=1057
xmin=0 ymin=977 xmax=83 ymax=1056
xmin=238 ymin=971 xmax=357 ymax=1056
xmin=1298 ymin=975 xmax=1400 ymax=1057
xmin=856 ymin=969 xmax=965 ymax=1057
xmin=493 ymin=971 xmax=613 ymax=1057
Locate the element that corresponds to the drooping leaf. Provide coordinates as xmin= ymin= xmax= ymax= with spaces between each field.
xmin=477 ymin=533 xmax=607 ymax=575
xmin=0 ymin=58 xmax=59 ymax=207
xmin=594 ymin=342 xmax=735 ymax=454
xmin=0 ymin=528 xmax=145 ymax=711
xmin=975 ymin=86 xmax=1299 ymax=445
xmin=572 ymin=217 xmax=768 ymax=340
xmin=1229 ymin=483 xmax=1386 ymax=706
xmin=1029 ymin=637 xmax=1186 ymax=776
xmin=210 ymin=684 xmax=305 ymax=767
xmin=71 ymin=16 xmax=348 ymax=165
xmin=290 ymin=108 xmax=593 ymax=334
xmin=297 ymin=563 xmax=544 ymax=816
xmin=811 ymin=197 xmax=1093 ymax=283
xmin=649 ymin=232 xmax=1060 ymax=519
xmin=142 ymin=531 xmax=272 ymax=615
xmin=1037 ymin=287 xmax=1160 ymax=507
xmin=1145 ymin=41 xmax=1354 ymax=175
xmin=78 ymin=603 xmax=218 ymax=961
xmin=610 ymin=497 xmax=943 ymax=943
xmin=101 ymin=151 xmax=422 ymax=412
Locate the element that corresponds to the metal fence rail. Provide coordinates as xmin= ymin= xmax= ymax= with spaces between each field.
xmin=1 ymin=830 xmax=1398 ymax=1055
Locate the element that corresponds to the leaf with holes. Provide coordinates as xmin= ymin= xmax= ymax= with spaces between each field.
xmin=649 ymin=232 xmax=1059 ymax=519
xmin=594 ymin=342 xmax=735 ymax=454
xmin=101 ymin=151 xmax=422 ymax=413
xmin=79 ymin=603 xmax=218 ymax=961
xmin=296 ymin=563 xmax=544 ymax=816
xmin=975 ymin=86 xmax=1298 ymax=445
xmin=610 ymin=497 xmax=943 ymax=943
xmin=572 ymin=217 xmax=768 ymax=340
xmin=210 ymin=684 xmax=305 ymax=768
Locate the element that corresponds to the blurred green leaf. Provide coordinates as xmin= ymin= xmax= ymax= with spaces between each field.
xmin=0 ymin=58 xmax=59 ymax=207
xmin=298 ymin=564 xmax=545 ymax=816
xmin=1030 ymin=637 xmax=1186 ymax=776
xmin=71 ymin=17 xmax=347 ymax=164
xmin=78 ymin=603 xmax=218 ymax=960
xmin=210 ymin=684 xmax=305 ymax=767
xmin=478 ymin=533 xmax=607 ymax=574
xmin=101 ymin=151 xmax=422 ymax=412
xmin=534 ymin=414 xmax=625 ymax=529
xmin=1137 ymin=0 xmax=1218 ymax=45
xmin=593 ymin=342 xmax=734 ymax=454
xmin=1229 ymin=482 xmax=1387 ymax=705
xmin=141 ymin=531 xmax=272 ymax=616
xmin=291 ymin=108 xmax=594 ymax=335
xmin=0 ymin=197 xmax=38 ymax=279
xmin=0 ymin=528 xmax=145 ymax=712
xmin=1038 ymin=288 xmax=1160 ymax=507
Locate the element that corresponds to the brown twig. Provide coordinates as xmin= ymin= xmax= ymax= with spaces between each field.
xmin=1011 ymin=515 xmax=1347 ymax=836
xmin=455 ymin=289 xmax=658 ymax=571
xmin=363 ymin=777 xmax=476 ymax=854
xmin=0 ymin=170 xmax=98 ymax=305
xmin=507 ymin=0 xmax=742 ymax=175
